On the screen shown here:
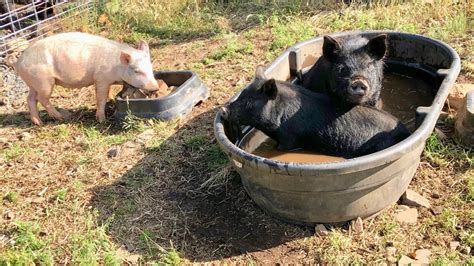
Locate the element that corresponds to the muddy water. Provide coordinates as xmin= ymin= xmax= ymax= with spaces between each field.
xmin=252 ymin=138 xmax=344 ymax=163
xmin=381 ymin=72 xmax=435 ymax=131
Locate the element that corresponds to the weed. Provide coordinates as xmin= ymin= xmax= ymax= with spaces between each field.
xmin=159 ymin=248 xmax=181 ymax=265
xmin=121 ymin=110 xmax=145 ymax=131
xmin=4 ymin=191 xmax=18 ymax=203
xmin=440 ymin=208 xmax=459 ymax=234
xmin=53 ymin=188 xmax=68 ymax=203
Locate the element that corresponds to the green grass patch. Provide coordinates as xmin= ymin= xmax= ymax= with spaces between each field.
xmin=158 ymin=248 xmax=181 ymax=265
xmin=206 ymin=145 xmax=229 ymax=171
xmin=185 ymin=134 xmax=209 ymax=150
xmin=71 ymin=213 xmax=118 ymax=265
xmin=210 ymin=34 xmax=254 ymax=61
xmin=266 ymin=15 xmax=314 ymax=61
xmin=427 ymin=12 xmax=469 ymax=42
xmin=321 ymin=230 xmax=353 ymax=264
xmin=423 ymin=133 xmax=473 ymax=167
xmin=1 ymin=144 xmax=32 ymax=163
xmin=0 ymin=222 xmax=54 ymax=265
xmin=465 ymin=170 xmax=474 ymax=202
xmin=440 ymin=208 xmax=459 ymax=234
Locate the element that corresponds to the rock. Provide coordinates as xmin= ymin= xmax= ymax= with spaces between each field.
xmin=398 ymin=255 xmax=417 ymax=265
xmin=397 ymin=205 xmax=411 ymax=212
xmin=430 ymin=206 xmax=443 ymax=215
xmin=19 ymin=132 xmax=33 ymax=141
xmin=37 ymin=187 xmax=48 ymax=197
xmin=395 ymin=208 xmax=418 ymax=224
xmin=315 ymin=224 xmax=329 ymax=236
xmin=455 ymin=90 xmax=474 ymax=147
xmin=386 ymin=246 xmax=397 ymax=263
xmin=459 ymin=245 xmax=471 ymax=255
xmin=414 ymin=249 xmax=431 ymax=263
xmin=351 ymin=217 xmax=364 ymax=233
xmin=107 ymin=146 xmax=120 ymax=158
xmin=124 ymin=254 xmax=141 ymax=264
xmin=34 ymin=163 xmax=45 ymax=170
xmin=431 ymin=192 xmax=440 ymax=199
xmin=58 ymin=109 xmax=72 ymax=120
xmin=30 ymin=197 xmax=44 ymax=204
xmin=449 ymin=241 xmax=460 ymax=250
xmin=448 ymin=83 xmax=474 ymax=110
xmin=4 ymin=211 xmax=13 ymax=220
xmin=434 ymin=128 xmax=447 ymax=140
xmin=137 ymin=129 xmax=155 ymax=142
xmin=401 ymin=189 xmax=431 ymax=209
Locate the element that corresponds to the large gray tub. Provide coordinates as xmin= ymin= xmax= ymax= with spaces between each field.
xmin=214 ymin=31 xmax=460 ymax=225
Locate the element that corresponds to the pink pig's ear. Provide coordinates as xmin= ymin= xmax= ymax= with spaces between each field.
xmin=137 ymin=40 xmax=150 ymax=55
xmin=120 ymin=51 xmax=132 ymax=65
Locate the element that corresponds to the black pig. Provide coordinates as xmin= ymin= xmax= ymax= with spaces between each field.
xmin=221 ymin=66 xmax=409 ymax=158
xmin=302 ymin=34 xmax=387 ymax=108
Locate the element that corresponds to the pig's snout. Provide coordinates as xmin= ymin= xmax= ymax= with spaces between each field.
xmin=220 ymin=106 xmax=229 ymax=120
xmin=144 ymin=79 xmax=160 ymax=92
xmin=350 ymin=79 xmax=369 ymax=96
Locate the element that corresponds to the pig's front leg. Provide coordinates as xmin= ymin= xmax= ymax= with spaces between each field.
xmin=95 ymin=81 xmax=112 ymax=123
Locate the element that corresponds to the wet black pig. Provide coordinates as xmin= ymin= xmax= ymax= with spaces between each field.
xmin=302 ymin=34 xmax=387 ymax=108
xmin=221 ymin=66 xmax=409 ymax=158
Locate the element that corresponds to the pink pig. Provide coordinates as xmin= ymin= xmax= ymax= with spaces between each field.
xmin=14 ymin=32 xmax=159 ymax=125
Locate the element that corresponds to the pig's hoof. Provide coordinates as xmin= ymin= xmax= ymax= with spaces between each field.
xmin=96 ymin=113 xmax=106 ymax=123
xmin=31 ymin=117 xmax=43 ymax=126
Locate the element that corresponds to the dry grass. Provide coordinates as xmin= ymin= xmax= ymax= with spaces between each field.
xmin=1 ymin=0 xmax=473 ymax=264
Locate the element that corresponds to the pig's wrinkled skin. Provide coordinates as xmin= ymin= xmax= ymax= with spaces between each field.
xmin=14 ymin=32 xmax=159 ymax=125
xmin=302 ymin=34 xmax=387 ymax=108
xmin=221 ymin=66 xmax=410 ymax=158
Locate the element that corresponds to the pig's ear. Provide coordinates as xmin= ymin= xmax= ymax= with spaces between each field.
xmin=255 ymin=65 xmax=266 ymax=79
xmin=137 ymin=40 xmax=150 ymax=55
xmin=323 ymin=35 xmax=341 ymax=62
xmin=261 ymin=79 xmax=278 ymax=99
xmin=367 ymin=34 xmax=387 ymax=61
xmin=120 ymin=51 xmax=132 ymax=65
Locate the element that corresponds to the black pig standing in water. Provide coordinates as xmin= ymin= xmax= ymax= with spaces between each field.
xmin=302 ymin=34 xmax=387 ymax=108
xmin=221 ymin=66 xmax=410 ymax=158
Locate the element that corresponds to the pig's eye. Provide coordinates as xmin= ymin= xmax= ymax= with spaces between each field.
xmin=134 ymin=69 xmax=144 ymax=75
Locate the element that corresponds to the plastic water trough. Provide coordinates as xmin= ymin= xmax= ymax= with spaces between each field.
xmin=214 ymin=31 xmax=460 ymax=225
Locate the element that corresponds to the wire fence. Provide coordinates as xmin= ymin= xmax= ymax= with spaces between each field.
xmin=0 ymin=0 xmax=92 ymax=57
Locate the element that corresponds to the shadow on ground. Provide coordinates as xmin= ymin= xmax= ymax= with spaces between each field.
xmin=89 ymin=106 xmax=312 ymax=262
xmin=0 ymin=103 xmax=121 ymax=132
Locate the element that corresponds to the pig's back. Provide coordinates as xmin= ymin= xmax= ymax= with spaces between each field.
xmin=19 ymin=32 xmax=127 ymax=65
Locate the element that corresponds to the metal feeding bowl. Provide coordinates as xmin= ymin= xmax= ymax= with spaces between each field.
xmin=115 ymin=70 xmax=209 ymax=120
xmin=214 ymin=31 xmax=460 ymax=225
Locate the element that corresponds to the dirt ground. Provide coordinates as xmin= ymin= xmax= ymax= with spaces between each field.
xmin=1 ymin=1 xmax=473 ymax=264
